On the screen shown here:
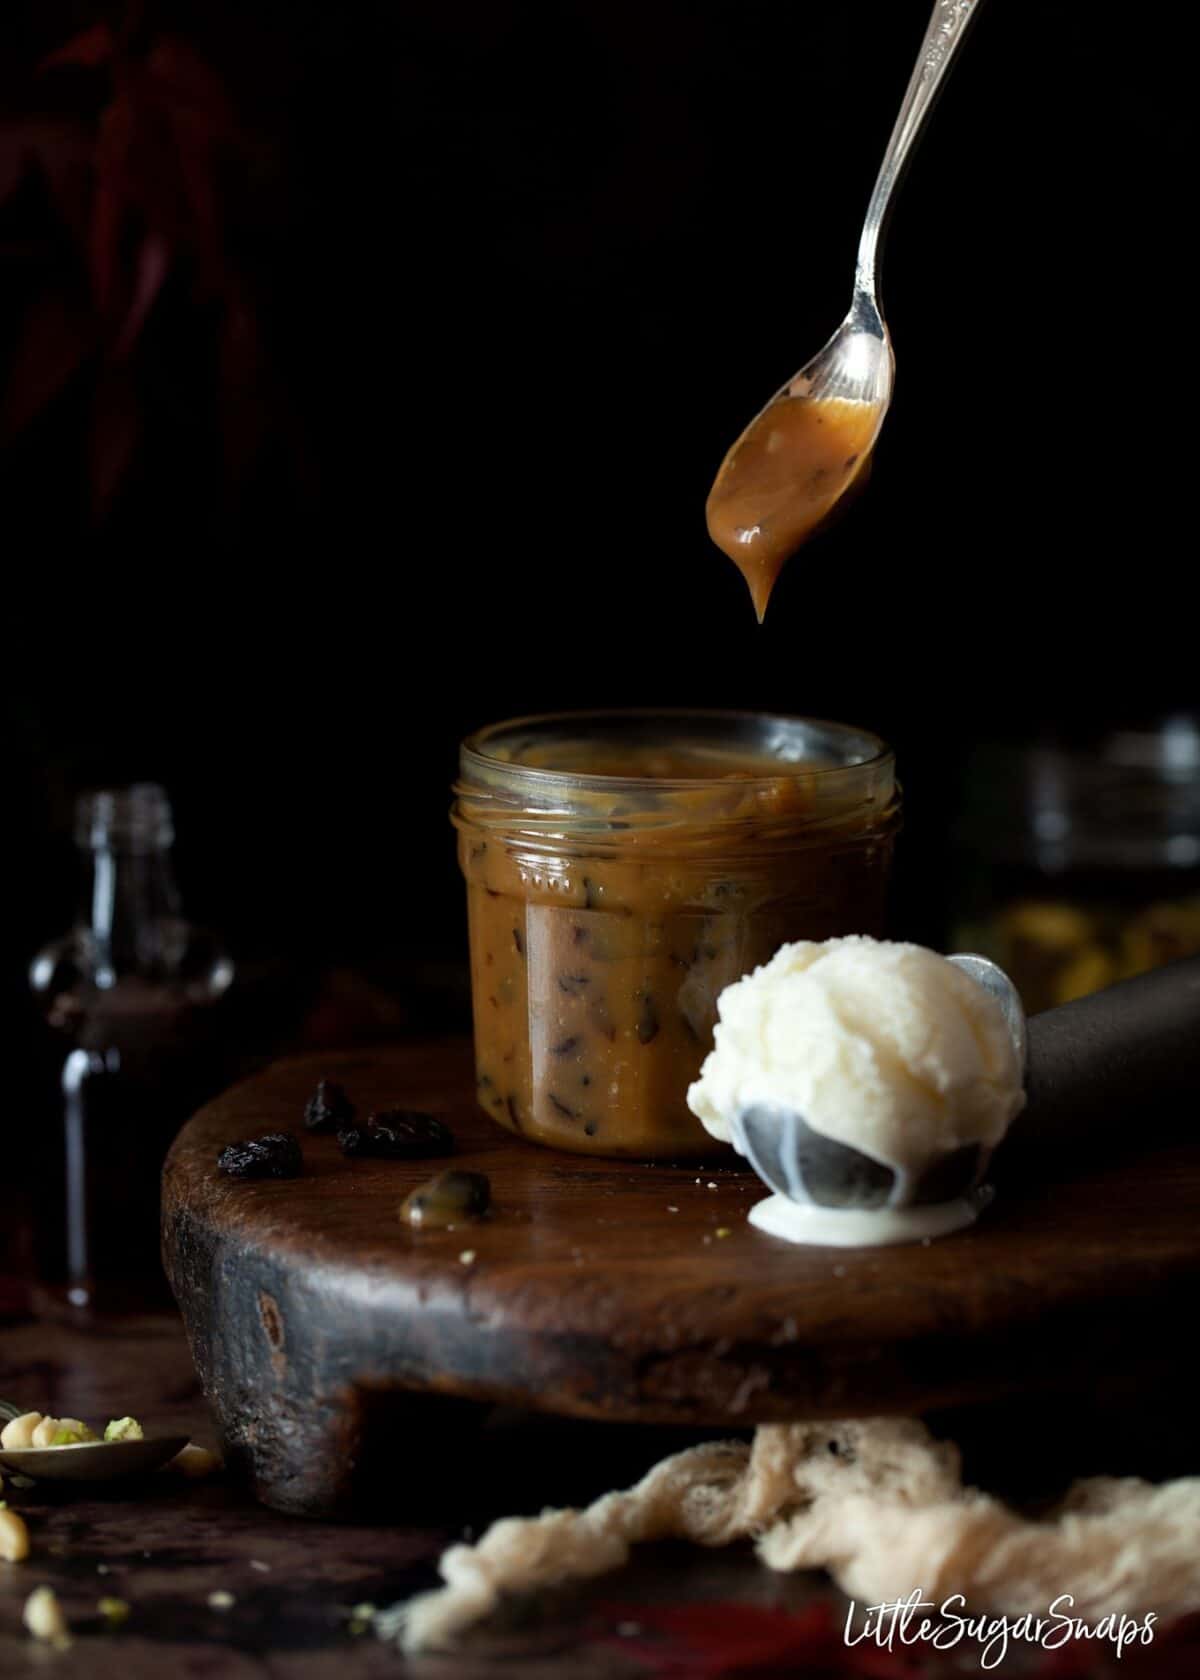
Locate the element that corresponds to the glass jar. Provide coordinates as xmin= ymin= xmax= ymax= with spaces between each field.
xmin=952 ymin=717 xmax=1200 ymax=1015
xmin=452 ymin=710 xmax=899 ymax=1157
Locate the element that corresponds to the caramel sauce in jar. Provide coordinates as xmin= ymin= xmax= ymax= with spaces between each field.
xmin=452 ymin=711 xmax=899 ymax=1158
xmin=706 ymin=395 xmax=881 ymax=619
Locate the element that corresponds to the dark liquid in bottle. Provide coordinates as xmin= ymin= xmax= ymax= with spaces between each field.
xmin=34 ymin=993 xmax=219 ymax=1314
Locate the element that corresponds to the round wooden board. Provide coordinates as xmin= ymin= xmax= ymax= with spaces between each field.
xmin=163 ymin=1041 xmax=1199 ymax=1515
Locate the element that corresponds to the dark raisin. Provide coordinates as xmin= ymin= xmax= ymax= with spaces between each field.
xmin=580 ymin=1074 xmax=591 ymax=1087
xmin=219 ymin=1132 xmax=303 ymax=1180
xmin=635 ymin=991 xmax=660 ymax=1044
xmin=558 ymin=974 xmax=590 ymax=995
xmin=400 ymin=1169 xmax=492 ymax=1230
xmin=506 ymin=1095 xmax=523 ymax=1132
xmin=551 ymin=1035 xmax=580 ymax=1056
xmin=548 ymin=1093 xmax=579 ymax=1119
xmin=584 ymin=1122 xmax=598 ymax=1137
xmin=337 ymin=1110 xmax=455 ymax=1160
xmin=844 ymin=454 xmax=859 ymax=470
xmin=512 ymin=927 xmax=524 ymax=956
xmin=304 ymin=1079 xmax=355 ymax=1133
xmin=583 ymin=877 xmax=598 ymax=909
xmin=571 ymin=925 xmax=589 ymax=947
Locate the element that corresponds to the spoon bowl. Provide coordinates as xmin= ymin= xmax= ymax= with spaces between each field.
xmin=0 ymin=1434 xmax=190 ymax=1483
xmin=705 ymin=298 xmax=892 ymax=619
xmin=0 ymin=1397 xmax=189 ymax=1483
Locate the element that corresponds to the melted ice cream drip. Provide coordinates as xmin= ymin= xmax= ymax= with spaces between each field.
xmin=748 ymin=1187 xmax=994 ymax=1248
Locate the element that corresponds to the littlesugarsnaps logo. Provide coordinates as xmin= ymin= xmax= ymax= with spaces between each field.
xmin=843 ymin=1591 xmax=1156 ymax=1669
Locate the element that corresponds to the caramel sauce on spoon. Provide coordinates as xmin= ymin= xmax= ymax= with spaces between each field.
xmin=705 ymin=392 xmax=882 ymax=620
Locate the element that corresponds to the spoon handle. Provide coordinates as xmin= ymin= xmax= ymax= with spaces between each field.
xmin=855 ymin=0 xmax=985 ymax=298
xmin=1002 ymin=955 xmax=1200 ymax=1171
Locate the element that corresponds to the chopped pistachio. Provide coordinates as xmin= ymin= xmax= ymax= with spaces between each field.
xmin=103 ymin=1418 xmax=144 ymax=1443
xmin=31 ymin=1416 xmax=96 ymax=1449
xmin=97 ymin=1597 xmax=131 ymax=1628
xmin=347 ymin=1602 xmax=377 ymax=1636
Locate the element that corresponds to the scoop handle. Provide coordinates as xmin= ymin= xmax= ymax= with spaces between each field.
xmin=1001 ymin=955 xmax=1200 ymax=1168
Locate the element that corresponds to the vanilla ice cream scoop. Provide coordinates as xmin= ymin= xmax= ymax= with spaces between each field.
xmin=687 ymin=937 xmax=1027 ymax=1246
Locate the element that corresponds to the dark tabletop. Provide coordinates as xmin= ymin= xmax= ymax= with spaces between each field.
xmin=1 ymin=1308 xmax=1199 ymax=1678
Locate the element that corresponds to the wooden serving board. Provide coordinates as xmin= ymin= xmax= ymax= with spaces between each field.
xmin=163 ymin=1041 xmax=1200 ymax=1516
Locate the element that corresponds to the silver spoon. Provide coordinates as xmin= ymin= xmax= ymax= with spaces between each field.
xmin=0 ymin=1400 xmax=188 ymax=1483
xmin=706 ymin=0 xmax=985 ymax=618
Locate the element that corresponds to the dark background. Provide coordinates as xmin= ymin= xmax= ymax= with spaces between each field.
xmin=2 ymin=0 xmax=1197 ymax=1013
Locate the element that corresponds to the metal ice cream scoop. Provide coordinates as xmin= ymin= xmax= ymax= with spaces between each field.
xmin=735 ymin=954 xmax=1200 ymax=1243
xmin=733 ymin=953 xmax=1024 ymax=1216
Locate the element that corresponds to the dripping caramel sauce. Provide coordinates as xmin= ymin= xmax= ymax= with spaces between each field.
xmin=706 ymin=394 xmax=881 ymax=619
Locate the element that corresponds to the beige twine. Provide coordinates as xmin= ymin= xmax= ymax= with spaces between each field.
xmin=382 ymin=1416 xmax=1200 ymax=1653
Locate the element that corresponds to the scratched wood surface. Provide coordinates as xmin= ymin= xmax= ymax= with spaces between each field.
xmin=161 ymin=1042 xmax=1200 ymax=1518
xmin=2 ymin=1310 xmax=1198 ymax=1678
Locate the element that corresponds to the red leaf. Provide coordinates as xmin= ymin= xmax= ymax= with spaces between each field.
xmin=145 ymin=38 xmax=239 ymax=138
xmin=0 ymin=285 xmax=95 ymax=443
xmin=42 ymin=23 xmax=115 ymax=72
xmin=89 ymin=98 xmax=136 ymax=318
xmin=0 ymin=113 xmax=98 ymax=268
xmin=112 ymin=231 xmax=170 ymax=359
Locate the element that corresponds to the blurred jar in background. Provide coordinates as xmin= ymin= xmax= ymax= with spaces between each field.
xmin=952 ymin=718 xmax=1200 ymax=1015
xmin=29 ymin=785 xmax=233 ymax=1313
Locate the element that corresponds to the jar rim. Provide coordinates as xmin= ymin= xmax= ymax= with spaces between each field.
xmin=459 ymin=708 xmax=892 ymax=794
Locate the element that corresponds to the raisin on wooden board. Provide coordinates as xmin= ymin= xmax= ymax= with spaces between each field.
xmin=218 ymin=1133 xmax=304 ymax=1180
xmin=338 ymin=1109 xmax=455 ymax=1160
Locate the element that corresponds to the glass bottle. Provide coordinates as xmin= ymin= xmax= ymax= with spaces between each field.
xmin=29 ymin=784 xmax=233 ymax=1311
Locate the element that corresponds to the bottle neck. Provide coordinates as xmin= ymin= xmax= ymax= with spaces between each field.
xmin=74 ymin=785 xmax=181 ymax=984
xmin=78 ymin=843 xmax=181 ymax=984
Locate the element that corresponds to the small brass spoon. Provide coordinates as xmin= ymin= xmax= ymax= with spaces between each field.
xmin=0 ymin=1400 xmax=188 ymax=1483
